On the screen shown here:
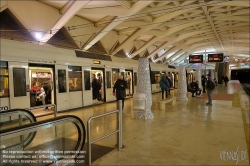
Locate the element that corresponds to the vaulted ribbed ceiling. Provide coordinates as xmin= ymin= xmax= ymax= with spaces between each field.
xmin=0 ymin=0 xmax=249 ymax=68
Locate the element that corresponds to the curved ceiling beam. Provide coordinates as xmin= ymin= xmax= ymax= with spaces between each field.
xmin=156 ymin=40 xmax=211 ymax=62
xmin=211 ymin=1 xmax=250 ymax=7
xmin=82 ymin=0 xmax=153 ymax=51
xmin=130 ymin=29 xmax=209 ymax=58
xmin=39 ymin=0 xmax=92 ymax=44
xmin=146 ymin=20 xmax=206 ymax=59
xmin=110 ymin=8 xmax=195 ymax=56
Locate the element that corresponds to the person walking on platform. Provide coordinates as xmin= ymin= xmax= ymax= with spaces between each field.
xmin=223 ymin=75 xmax=229 ymax=86
xmin=201 ymin=75 xmax=207 ymax=93
xmin=113 ymin=75 xmax=127 ymax=110
xmin=92 ymin=74 xmax=100 ymax=102
xmin=206 ymin=74 xmax=213 ymax=106
xmin=159 ymin=74 xmax=170 ymax=100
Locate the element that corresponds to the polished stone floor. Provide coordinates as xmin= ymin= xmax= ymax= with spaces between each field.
xmin=62 ymin=80 xmax=249 ymax=165
xmin=1 ymin=80 xmax=249 ymax=165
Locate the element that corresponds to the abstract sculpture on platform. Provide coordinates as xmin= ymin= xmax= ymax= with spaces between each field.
xmin=134 ymin=58 xmax=154 ymax=120
xmin=177 ymin=64 xmax=188 ymax=101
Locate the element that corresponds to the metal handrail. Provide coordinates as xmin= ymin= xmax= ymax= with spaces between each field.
xmin=0 ymin=109 xmax=37 ymax=149
xmin=26 ymin=104 xmax=58 ymax=137
xmin=87 ymin=100 xmax=123 ymax=166
xmin=0 ymin=115 xmax=86 ymax=161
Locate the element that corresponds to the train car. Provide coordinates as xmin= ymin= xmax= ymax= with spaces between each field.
xmin=0 ymin=39 xmax=177 ymax=113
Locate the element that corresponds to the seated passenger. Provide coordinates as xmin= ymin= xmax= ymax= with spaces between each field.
xmin=194 ymin=81 xmax=202 ymax=97
xmin=187 ymin=82 xmax=196 ymax=97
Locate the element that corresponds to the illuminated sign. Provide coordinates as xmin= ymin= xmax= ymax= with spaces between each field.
xmin=208 ymin=53 xmax=224 ymax=62
xmin=189 ymin=55 xmax=203 ymax=63
xmin=93 ymin=60 xmax=101 ymax=64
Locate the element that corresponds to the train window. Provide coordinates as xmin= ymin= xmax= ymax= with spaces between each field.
xmin=106 ymin=71 xmax=111 ymax=88
xmin=134 ymin=72 xmax=137 ymax=86
xmin=13 ymin=68 xmax=26 ymax=97
xmin=84 ymin=70 xmax=91 ymax=90
xmin=68 ymin=66 xmax=82 ymax=92
xmin=0 ymin=61 xmax=9 ymax=97
xmin=150 ymin=71 xmax=161 ymax=84
xmin=58 ymin=70 xmax=67 ymax=93
xmin=112 ymin=69 xmax=119 ymax=87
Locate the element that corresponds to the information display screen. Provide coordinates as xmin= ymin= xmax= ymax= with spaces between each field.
xmin=189 ymin=55 xmax=203 ymax=63
xmin=208 ymin=53 xmax=224 ymax=62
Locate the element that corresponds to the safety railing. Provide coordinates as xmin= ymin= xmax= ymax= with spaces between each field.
xmin=0 ymin=109 xmax=37 ymax=150
xmin=0 ymin=115 xmax=86 ymax=165
xmin=26 ymin=104 xmax=58 ymax=137
xmin=87 ymin=100 xmax=123 ymax=166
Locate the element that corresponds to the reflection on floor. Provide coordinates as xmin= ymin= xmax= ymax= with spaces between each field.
xmin=1 ymin=80 xmax=249 ymax=165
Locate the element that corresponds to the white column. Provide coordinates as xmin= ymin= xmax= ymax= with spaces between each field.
xmin=196 ymin=69 xmax=202 ymax=89
xmin=177 ymin=65 xmax=188 ymax=101
xmin=136 ymin=58 xmax=154 ymax=120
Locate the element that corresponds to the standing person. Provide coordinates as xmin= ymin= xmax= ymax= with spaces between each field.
xmin=159 ymin=74 xmax=170 ymax=100
xmin=223 ymin=75 xmax=229 ymax=86
xmin=126 ymin=73 xmax=131 ymax=96
xmin=206 ymin=74 xmax=213 ymax=106
xmin=97 ymin=73 xmax=103 ymax=101
xmin=43 ymin=81 xmax=52 ymax=110
xmin=201 ymin=75 xmax=207 ymax=93
xmin=113 ymin=75 xmax=127 ymax=110
xmin=166 ymin=76 xmax=172 ymax=96
xmin=92 ymin=74 xmax=100 ymax=102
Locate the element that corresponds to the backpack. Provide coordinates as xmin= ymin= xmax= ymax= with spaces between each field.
xmin=209 ymin=81 xmax=215 ymax=90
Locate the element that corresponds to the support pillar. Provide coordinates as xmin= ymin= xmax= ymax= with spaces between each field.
xmin=136 ymin=58 xmax=154 ymax=120
xmin=196 ymin=69 xmax=202 ymax=89
xmin=177 ymin=65 xmax=188 ymax=101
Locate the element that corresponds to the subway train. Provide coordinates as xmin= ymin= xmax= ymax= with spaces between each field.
xmin=0 ymin=39 xmax=193 ymax=113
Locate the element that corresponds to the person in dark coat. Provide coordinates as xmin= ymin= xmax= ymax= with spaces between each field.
xmin=206 ymin=74 xmax=213 ymax=106
xmin=223 ymin=75 xmax=229 ymax=86
xmin=113 ymin=75 xmax=127 ymax=110
xmin=201 ymin=75 xmax=207 ymax=93
xmin=92 ymin=74 xmax=101 ymax=101
xmin=43 ymin=81 xmax=52 ymax=110
xmin=159 ymin=74 xmax=170 ymax=100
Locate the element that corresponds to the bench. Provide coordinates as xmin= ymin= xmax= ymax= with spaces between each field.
xmin=187 ymin=92 xmax=192 ymax=98
xmin=158 ymin=97 xmax=176 ymax=110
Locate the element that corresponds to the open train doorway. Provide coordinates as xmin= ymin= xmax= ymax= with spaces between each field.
xmin=28 ymin=64 xmax=55 ymax=114
xmin=91 ymin=67 xmax=105 ymax=103
xmin=125 ymin=70 xmax=133 ymax=97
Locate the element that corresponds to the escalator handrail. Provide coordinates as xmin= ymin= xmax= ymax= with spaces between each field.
xmin=0 ymin=109 xmax=37 ymax=149
xmin=0 ymin=115 xmax=86 ymax=160
xmin=0 ymin=108 xmax=37 ymax=123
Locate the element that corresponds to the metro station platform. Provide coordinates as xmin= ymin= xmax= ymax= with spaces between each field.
xmin=8 ymin=80 xmax=248 ymax=165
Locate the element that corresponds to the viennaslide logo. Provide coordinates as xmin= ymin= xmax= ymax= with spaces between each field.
xmin=220 ymin=146 xmax=248 ymax=165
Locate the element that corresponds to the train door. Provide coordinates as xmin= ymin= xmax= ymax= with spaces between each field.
xmin=82 ymin=67 xmax=92 ymax=106
xmin=91 ymin=67 xmax=105 ymax=103
xmin=125 ymin=70 xmax=133 ymax=96
xmin=105 ymin=67 xmax=113 ymax=102
xmin=9 ymin=62 xmax=30 ymax=109
xmin=55 ymin=65 xmax=68 ymax=111
xmin=29 ymin=64 xmax=55 ymax=110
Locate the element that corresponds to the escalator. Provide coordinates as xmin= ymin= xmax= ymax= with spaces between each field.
xmin=0 ymin=111 xmax=86 ymax=166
